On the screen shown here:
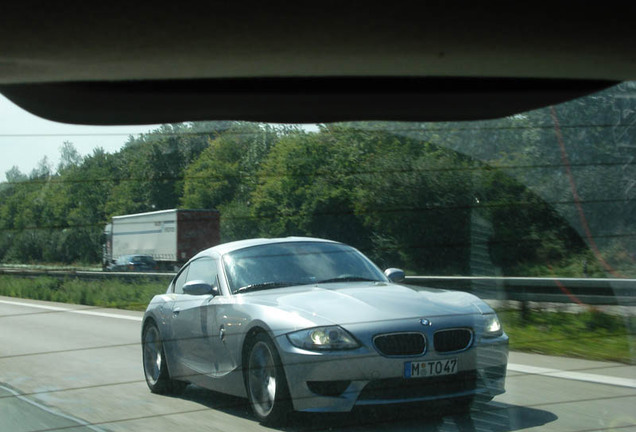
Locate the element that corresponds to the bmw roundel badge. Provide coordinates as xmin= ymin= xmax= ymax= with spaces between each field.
xmin=420 ymin=319 xmax=432 ymax=326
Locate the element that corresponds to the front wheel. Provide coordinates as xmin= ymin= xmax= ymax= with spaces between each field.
xmin=142 ymin=323 xmax=187 ymax=395
xmin=245 ymin=333 xmax=291 ymax=425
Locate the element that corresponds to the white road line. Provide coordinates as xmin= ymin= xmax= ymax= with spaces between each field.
xmin=0 ymin=299 xmax=142 ymax=322
xmin=0 ymin=385 xmax=106 ymax=432
xmin=508 ymin=363 xmax=636 ymax=389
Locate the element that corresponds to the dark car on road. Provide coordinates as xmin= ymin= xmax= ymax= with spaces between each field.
xmin=107 ymin=255 xmax=158 ymax=272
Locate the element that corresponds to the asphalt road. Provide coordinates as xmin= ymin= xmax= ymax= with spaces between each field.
xmin=1 ymin=296 xmax=635 ymax=432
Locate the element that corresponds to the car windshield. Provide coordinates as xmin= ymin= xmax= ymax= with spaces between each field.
xmin=223 ymin=241 xmax=387 ymax=293
xmin=0 ymin=82 xmax=635 ymax=431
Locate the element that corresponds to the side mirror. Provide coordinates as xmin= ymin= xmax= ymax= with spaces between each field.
xmin=384 ymin=268 xmax=405 ymax=283
xmin=183 ymin=280 xmax=219 ymax=296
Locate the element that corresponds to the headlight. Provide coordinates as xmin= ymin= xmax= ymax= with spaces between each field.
xmin=483 ymin=314 xmax=503 ymax=337
xmin=287 ymin=326 xmax=360 ymax=351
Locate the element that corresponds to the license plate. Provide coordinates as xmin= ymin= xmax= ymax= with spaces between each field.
xmin=404 ymin=358 xmax=458 ymax=378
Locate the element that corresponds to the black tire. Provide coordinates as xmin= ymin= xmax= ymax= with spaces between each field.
xmin=142 ymin=322 xmax=187 ymax=395
xmin=245 ymin=332 xmax=292 ymax=425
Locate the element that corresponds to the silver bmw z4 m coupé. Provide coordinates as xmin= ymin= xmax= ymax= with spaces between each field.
xmin=142 ymin=237 xmax=508 ymax=424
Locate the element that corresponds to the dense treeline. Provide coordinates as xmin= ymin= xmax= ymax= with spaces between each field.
xmin=1 ymin=84 xmax=634 ymax=276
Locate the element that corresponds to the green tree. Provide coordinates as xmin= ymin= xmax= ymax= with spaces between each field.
xmin=182 ymin=123 xmax=297 ymax=242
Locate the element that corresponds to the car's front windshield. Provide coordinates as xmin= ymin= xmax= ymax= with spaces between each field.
xmin=1 ymin=82 xmax=636 ymax=432
xmin=223 ymin=241 xmax=387 ymax=293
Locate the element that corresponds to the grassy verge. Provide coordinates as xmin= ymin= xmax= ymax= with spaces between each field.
xmin=0 ymin=275 xmax=167 ymax=311
xmin=498 ymin=308 xmax=635 ymax=365
xmin=0 ymin=275 xmax=633 ymax=364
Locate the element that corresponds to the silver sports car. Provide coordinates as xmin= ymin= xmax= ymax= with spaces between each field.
xmin=142 ymin=237 xmax=508 ymax=424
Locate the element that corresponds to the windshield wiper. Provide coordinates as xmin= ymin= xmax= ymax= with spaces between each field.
xmin=235 ymin=281 xmax=296 ymax=294
xmin=315 ymin=276 xmax=377 ymax=284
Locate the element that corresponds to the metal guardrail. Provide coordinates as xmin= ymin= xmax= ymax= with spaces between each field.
xmin=0 ymin=268 xmax=174 ymax=280
xmin=0 ymin=268 xmax=634 ymax=305
xmin=405 ymin=276 xmax=636 ymax=306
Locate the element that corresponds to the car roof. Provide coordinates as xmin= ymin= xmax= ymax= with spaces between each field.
xmin=192 ymin=237 xmax=341 ymax=259
xmin=0 ymin=3 xmax=633 ymax=124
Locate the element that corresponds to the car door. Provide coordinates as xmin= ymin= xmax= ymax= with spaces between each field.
xmin=171 ymin=257 xmax=220 ymax=376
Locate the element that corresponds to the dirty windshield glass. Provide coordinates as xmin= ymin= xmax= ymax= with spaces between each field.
xmin=0 ymin=83 xmax=634 ymax=431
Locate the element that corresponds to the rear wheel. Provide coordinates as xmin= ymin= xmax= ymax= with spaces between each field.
xmin=142 ymin=323 xmax=187 ymax=395
xmin=245 ymin=333 xmax=291 ymax=425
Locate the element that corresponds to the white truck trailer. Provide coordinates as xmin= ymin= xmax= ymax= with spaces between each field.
xmin=103 ymin=209 xmax=220 ymax=270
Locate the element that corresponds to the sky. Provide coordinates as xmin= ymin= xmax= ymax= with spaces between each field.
xmin=0 ymin=94 xmax=158 ymax=182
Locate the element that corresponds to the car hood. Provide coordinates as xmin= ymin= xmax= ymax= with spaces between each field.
xmin=240 ymin=282 xmax=488 ymax=328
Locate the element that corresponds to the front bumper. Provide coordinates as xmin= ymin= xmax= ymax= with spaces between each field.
xmin=275 ymin=332 xmax=508 ymax=412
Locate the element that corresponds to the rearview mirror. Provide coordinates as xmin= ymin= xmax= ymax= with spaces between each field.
xmin=183 ymin=280 xmax=219 ymax=296
xmin=384 ymin=268 xmax=405 ymax=283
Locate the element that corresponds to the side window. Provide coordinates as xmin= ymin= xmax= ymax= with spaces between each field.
xmin=173 ymin=265 xmax=189 ymax=294
xmin=186 ymin=257 xmax=219 ymax=289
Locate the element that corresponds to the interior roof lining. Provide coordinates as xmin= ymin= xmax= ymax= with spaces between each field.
xmin=0 ymin=77 xmax=617 ymax=125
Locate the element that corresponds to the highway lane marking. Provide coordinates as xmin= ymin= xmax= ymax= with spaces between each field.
xmin=3 ymin=299 xmax=635 ymax=389
xmin=508 ymin=363 xmax=636 ymax=389
xmin=0 ymin=385 xmax=106 ymax=432
xmin=0 ymin=299 xmax=142 ymax=322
